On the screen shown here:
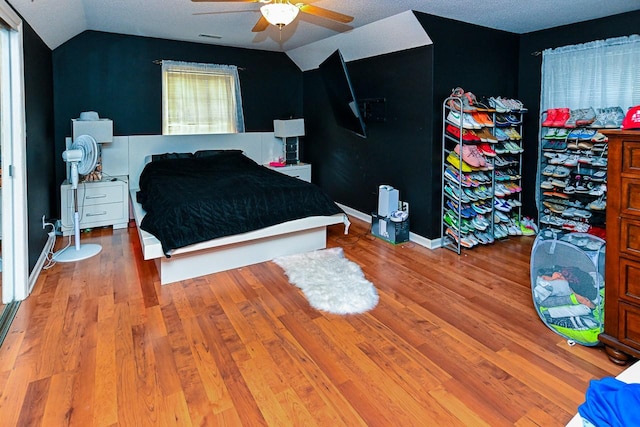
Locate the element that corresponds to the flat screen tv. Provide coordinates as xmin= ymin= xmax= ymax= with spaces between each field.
xmin=319 ymin=49 xmax=367 ymax=138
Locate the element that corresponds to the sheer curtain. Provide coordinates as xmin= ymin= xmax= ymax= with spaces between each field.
xmin=537 ymin=35 xmax=640 ymax=214
xmin=540 ymin=35 xmax=640 ymax=112
xmin=162 ymin=60 xmax=245 ymax=135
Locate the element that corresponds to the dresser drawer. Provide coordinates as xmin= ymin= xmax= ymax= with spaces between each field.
xmin=622 ymin=140 xmax=640 ymax=175
xmin=619 ymin=257 xmax=640 ymax=305
xmin=618 ymin=302 xmax=640 ymax=351
xmin=621 ymin=178 xmax=640 ymax=217
xmin=620 ymin=217 xmax=640 ymax=257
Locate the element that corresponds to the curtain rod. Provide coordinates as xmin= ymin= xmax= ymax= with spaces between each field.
xmin=153 ymin=59 xmax=246 ymax=70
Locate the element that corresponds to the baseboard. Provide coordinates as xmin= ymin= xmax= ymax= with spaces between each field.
xmin=336 ymin=203 xmax=439 ymax=250
xmin=28 ymin=233 xmax=56 ymax=295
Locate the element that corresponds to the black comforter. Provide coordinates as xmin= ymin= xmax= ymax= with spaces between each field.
xmin=136 ymin=150 xmax=343 ymax=256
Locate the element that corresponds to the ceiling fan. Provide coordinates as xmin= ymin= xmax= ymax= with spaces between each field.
xmin=192 ymin=0 xmax=354 ymax=32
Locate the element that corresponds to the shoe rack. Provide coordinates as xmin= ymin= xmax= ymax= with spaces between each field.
xmin=537 ymin=107 xmax=609 ymax=235
xmin=441 ymin=93 xmax=532 ymax=254
xmin=441 ymin=96 xmax=496 ymax=253
xmin=491 ymin=104 xmax=525 ymax=232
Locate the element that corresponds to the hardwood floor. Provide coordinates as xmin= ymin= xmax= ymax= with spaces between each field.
xmin=0 ymin=218 xmax=626 ymax=426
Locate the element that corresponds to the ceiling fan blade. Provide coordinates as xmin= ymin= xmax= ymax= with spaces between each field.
xmin=193 ymin=9 xmax=259 ymax=15
xmin=298 ymin=4 xmax=353 ymax=24
xmin=251 ymin=16 xmax=270 ymax=32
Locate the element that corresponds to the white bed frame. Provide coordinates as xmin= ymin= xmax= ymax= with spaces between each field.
xmin=124 ymin=133 xmax=348 ymax=285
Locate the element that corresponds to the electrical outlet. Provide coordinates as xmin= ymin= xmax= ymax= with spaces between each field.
xmin=42 ymin=214 xmax=46 ymax=230
xmin=402 ymin=202 xmax=409 ymax=214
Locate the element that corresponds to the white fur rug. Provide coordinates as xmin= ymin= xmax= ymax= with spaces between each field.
xmin=273 ymin=247 xmax=379 ymax=315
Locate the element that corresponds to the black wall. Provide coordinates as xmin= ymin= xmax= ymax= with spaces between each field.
xmin=517 ymin=10 xmax=640 ymax=219
xmin=417 ymin=12 xmax=519 ymax=237
xmin=23 ymin=20 xmax=55 ymax=271
xmin=304 ymin=12 xmax=520 ymax=239
xmin=304 ymin=46 xmax=433 ymax=236
xmin=52 ymin=31 xmax=303 ymax=199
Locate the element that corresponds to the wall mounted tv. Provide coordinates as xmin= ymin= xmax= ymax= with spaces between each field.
xmin=319 ymin=49 xmax=367 ymax=138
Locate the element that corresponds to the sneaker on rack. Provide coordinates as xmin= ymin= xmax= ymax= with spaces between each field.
xmin=446 ymin=152 xmax=473 ymax=172
xmin=551 ymin=108 xmax=571 ymax=127
xmin=477 ymin=143 xmax=497 ymax=157
xmin=454 ymin=144 xmax=486 ymax=168
xmin=604 ymin=107 xmax=625 ymax=128
xmin=446 ymin=110 xmax=466 ymax=128
xmin=446 ymin=124 xmax=481 ymax=142
xmin=563 ymin=109 xmax=581 ymax=128
xmin=476 ymin=128 xmax=498 ymax=143
xmin=448 ymin=87 xmax=477 ymax=113
xmin=576 ymin=107 xmax=597 ymax=126
xmin=494 ymin=198 xmax=512 ymax=212
xmin=494 ymin=128 xmax=509 ymax=141
xmin=542 ymin=109 xmax=559 ymax=127
xmin=590 ymin=108 xmax=608 ymax=128
xmin=489 ymin=97 xmax=510 ymax=113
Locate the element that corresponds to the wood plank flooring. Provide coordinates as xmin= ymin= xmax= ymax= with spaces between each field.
xmin=0 ymin=218 xmax=626 ymax=426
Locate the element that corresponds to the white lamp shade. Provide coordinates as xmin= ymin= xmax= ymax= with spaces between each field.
xmin=274 ymin=119 xmax=305 ymax=137
xmin=260 ymin=2 xmax=299 ymax=27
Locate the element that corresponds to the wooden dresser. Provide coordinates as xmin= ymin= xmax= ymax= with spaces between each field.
xmin=599 ymin=129 xmax=640 ymax=365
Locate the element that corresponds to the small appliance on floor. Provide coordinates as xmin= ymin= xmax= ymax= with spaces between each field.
xmin=53 ymin=134 xmax=102 ymax=262
xmin=371 ymin=185 xmax=409 ymax=244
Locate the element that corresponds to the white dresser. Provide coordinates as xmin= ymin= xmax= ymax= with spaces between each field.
xmin=265 ymin=163 xmax=311 ymax=182
xmin=61 ymin=176 xmax=129 ymax=236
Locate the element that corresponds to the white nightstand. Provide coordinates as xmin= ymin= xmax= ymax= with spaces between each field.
xmin=61 ymin=175 xmax=129 ymax=236
xmin=266 ymin=163 xmax=311 ymax=183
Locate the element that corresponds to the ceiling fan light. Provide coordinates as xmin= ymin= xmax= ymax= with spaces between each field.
xmin=260 ymin=2 xmax=299 ymax=29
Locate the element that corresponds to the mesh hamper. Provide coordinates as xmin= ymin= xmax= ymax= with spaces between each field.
xmin=530 ymin=231 xmax=605 ymax=346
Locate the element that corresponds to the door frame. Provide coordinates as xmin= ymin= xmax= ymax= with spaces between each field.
xmin=0 ymin=1 xmax=29 ymax=303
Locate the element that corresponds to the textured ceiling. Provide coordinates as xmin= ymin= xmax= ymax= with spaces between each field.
xmin=8 ymin=0 xmax=640 ymax=52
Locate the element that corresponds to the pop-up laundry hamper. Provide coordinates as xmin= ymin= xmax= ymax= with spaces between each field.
xmin=530 ymin=231 xmax=605 ymax=346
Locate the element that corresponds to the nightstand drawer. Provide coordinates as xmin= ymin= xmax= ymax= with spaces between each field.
xmin=68 ymin=183 xmax=126 ymax=207
xmin=61 ymin=175 xmax=129 ymax=235
xmin=67 ymin=202 xmax=126 ymax=225
xmin=266 ymin=163 xmax=311 ymax=182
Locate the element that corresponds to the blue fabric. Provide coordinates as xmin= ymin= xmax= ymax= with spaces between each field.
xmin=578 ymin=377 xmax=640 ymax=427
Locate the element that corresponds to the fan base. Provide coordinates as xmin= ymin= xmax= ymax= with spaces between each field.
xmin=53 ymin=243 xmax=102 ymax=263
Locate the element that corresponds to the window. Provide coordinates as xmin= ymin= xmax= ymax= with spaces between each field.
xmin=540 ymin=35 xmax=640 ymax=112
xmin=162 ymin=60 xmax=245 ymax=135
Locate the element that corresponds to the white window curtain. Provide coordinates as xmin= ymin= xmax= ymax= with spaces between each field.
xmin=540 ymin=34 xmax=640 ymax=112
xmin=162 ymin=60 xmax=245 ymax=135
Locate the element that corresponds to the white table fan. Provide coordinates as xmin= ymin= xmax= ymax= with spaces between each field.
xmin=53 ymin=134 xmax=102 ymax=262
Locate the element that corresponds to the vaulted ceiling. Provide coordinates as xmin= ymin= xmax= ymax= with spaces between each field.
xmin=9 ymin=0 xmax=640 ymax=52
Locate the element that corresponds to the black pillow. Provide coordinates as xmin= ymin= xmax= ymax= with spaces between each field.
xmin=151 ymin=152 xmax=193 ymax=162
xmin=193 ymin=149 xmax=243 ymax=158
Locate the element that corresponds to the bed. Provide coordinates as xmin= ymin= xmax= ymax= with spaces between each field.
xmin=126 ymin=133 xmax=348 ymax=285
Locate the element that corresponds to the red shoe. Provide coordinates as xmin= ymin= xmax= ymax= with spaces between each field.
xmin=477 ymin=143 xmax=496 ymax=157
xmin=551 ymin=108 xmax=571 ymax=127
xmin=446 ymin=124 xmax=480 ymax=142
xmin=542 ymin=109 xmax=558 ymax=127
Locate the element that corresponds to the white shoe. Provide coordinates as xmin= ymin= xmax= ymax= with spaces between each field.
xmin=463 ymin=113 xmax=482 ymax=129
